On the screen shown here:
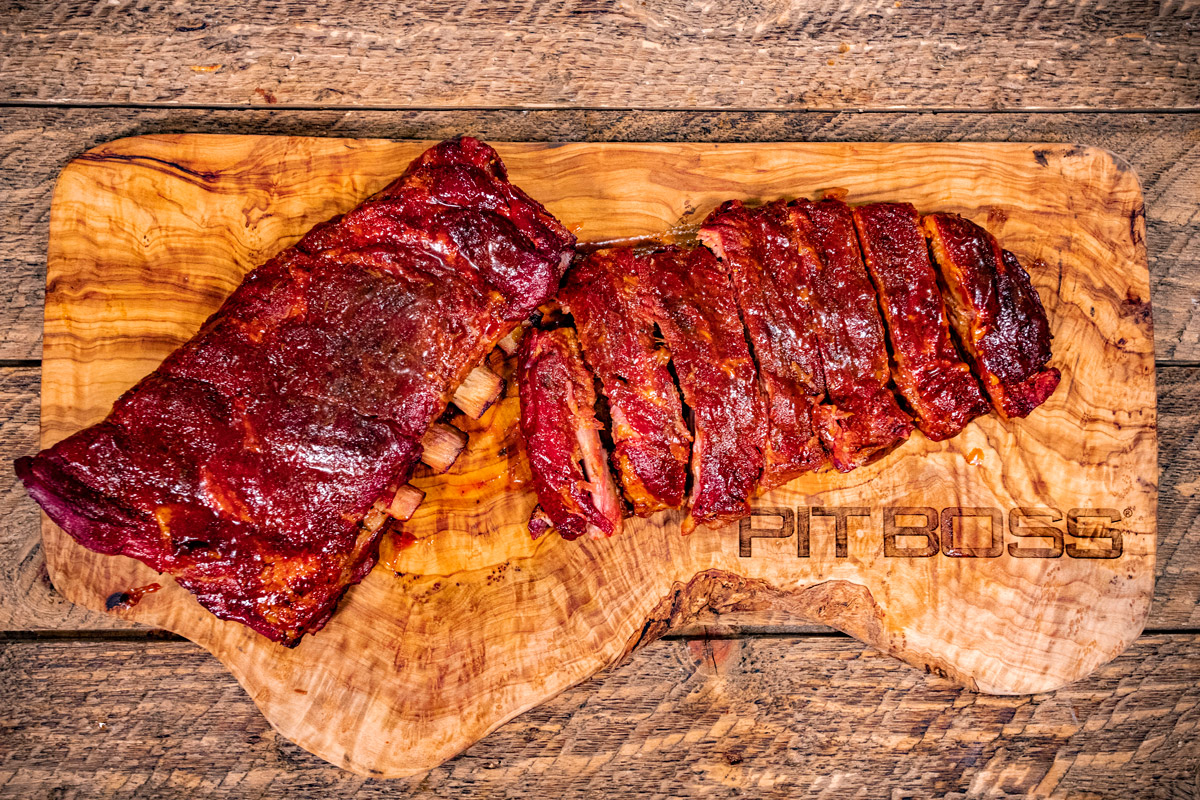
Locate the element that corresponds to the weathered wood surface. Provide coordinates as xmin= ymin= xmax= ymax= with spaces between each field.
xmin=3 ymin=109 xmax=1197 ymax=364
xmin=0 ymin=0 xmax=1196 ymax=110
xmin=35 ymin=136 xmax=1156 ymax=775
xmin=0 ymin=0 xmax=1195 ymax=788
xmin=2 ymin=635 xmax=1198 ymax=798
xmin=1153 ymin=366 xmax=1200 ymax=631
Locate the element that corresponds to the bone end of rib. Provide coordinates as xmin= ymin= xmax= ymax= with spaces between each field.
xmin=496 ymin=327 xmax=524 ymax=356
xmin=452 ymin=365 xmax=505 ymax=419
xmin=386 ymin=485 xmax=426 ymax=522
xmin=420 ymin=423 xmax=468 ymax=474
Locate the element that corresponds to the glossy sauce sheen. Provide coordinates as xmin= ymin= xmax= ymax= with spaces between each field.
xmin=852 ymin=203 xmax=989 ymax=441
xmin=560 ymin=250 xmax=691 ymax=515
xmin=517 ymin=327 xmax=623 ymax=540
xmin=699 ymin=201 xmax=828 ymax=489
xmin=790 ymin=199 xmax=914 ymax=470
xmin=922 ymin=213 xmax=1061 ymax=419
xmin=637 ymin=246 xmax=766 ymax=531
xmin=15 ymin=138 xmax=576 ymax=645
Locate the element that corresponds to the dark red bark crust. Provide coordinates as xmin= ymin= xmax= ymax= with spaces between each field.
xmin=699 ymin=201 xmax=828 ymax=489
xmin=852 ymin=203 xmax=989 ymax=441
xmin=637 ymin=246 xmax=766 ymax=532
xmin=15 ymin=138 xmax=575 ymax=645
xmin=561 ymin=250 xmax=691 ymax=515
xmin=517 ymin=327 xmax=624 ymax=540
xmin=922 ymin=213 xmax=1061 ymax=419
xmin=791 ymin=199 xmax=914 ymax=470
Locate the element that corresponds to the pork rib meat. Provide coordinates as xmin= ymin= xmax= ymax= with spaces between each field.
xmin=16 ymin=138 xmax=576 ymax=645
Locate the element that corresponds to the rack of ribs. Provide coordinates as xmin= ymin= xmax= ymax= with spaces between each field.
xmin=790 ymin=199 xmax=914 ymax=470
xmin=636 ymin=246 xmax=766 ymax=532
xmin=852 ymin=203 xmax=990 ymax=441
xmin=16 ymin=138 xmax=576 ymax=645
xmin=699 ymin=201 xmax=828 ymax=490
xmin=922 ymin=213 xmax=1061 ymax=419
xmin=560 ymin=249 xmax=691 ymax=516
xmin=517 ymin=327 xmax=624 ymax=540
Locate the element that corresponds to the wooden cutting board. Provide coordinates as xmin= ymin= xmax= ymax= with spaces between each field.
xmin=40 ymin=136 xmax=1155 ymax=778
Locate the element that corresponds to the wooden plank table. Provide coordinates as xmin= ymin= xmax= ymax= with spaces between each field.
xmin=1 ymin=3 xmax=1198 ymax=796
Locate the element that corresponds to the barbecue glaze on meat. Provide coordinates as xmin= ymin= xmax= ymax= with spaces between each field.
xmin=561 ymin=250 xmax=691 ymax=515
xmin=790 ymin=199 xmax=914 ymax=470
xmin=699 ymin=201 xmax=829 ymax=489
xmin=518 ymin=327 xmax=624 ymax=540
xmin=518 ymin=199 xmax=1056 ymax=540
xmin=922 ymin=213 xmax=1061 ymax=419
xmin=852 ymin=203 xmax=990 ymax=441
xmin=16 ymin=138 xmax=576 ymax=645
xmin=636 ymin=246 xmax=766 ymax=532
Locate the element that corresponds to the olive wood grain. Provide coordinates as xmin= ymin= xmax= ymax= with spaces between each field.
xmin=4 ymin=108 xmax=1196 ymax=638
xmin=38 ymin=136 xmax=1154 ymax=776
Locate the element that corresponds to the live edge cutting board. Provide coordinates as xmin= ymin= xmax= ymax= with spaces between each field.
xmin=40 ymin=137 xmax=1155 ymax=777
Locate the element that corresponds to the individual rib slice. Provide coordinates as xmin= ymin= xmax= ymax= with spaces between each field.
xmin=560 ymin=249 xmax=691 ymax=515
xmin=16 ymin=138 xmax=576 ymax=645
xmin=699 ymin=201 xmax=828 ymax=490
xmin=517 ymin=327 xmax=624 ymax=541
xmin=636 ymin=246 xmax=766 ymax=532
xmin=922 ymin=213 xmax=1061 ymax=419
xmin=790 ymin=199 xmax=914 ymax=470
xmin=852 ymin=202 xmax=989 ymax=441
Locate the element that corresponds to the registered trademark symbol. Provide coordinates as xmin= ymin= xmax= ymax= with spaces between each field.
xmin=1123 ymin=507 xmax=1133 ymax=518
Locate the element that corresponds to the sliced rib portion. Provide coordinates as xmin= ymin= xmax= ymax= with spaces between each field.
xmin=16 ymin=138 xmax=576 ymax=645
xmin=922 ymin=213 xmax=1061 ymax=419
xmin=636 ymin=246 xmax=766 ymax=532
xmin=517 ymin=327 xmax=624 ymax=541
xmin=852 ymin=202 xmax=988 ymax=441
xmin=790 ymin=199 xmax=914 ymax=470
xmin=699 ymin=201 xmax=827 ymax=489
xmin=561 ymin=249 xmax=691 ymax=515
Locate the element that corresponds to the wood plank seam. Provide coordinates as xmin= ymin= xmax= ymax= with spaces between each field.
xmin=4 ymin=101 xmax=1200 ymax=114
